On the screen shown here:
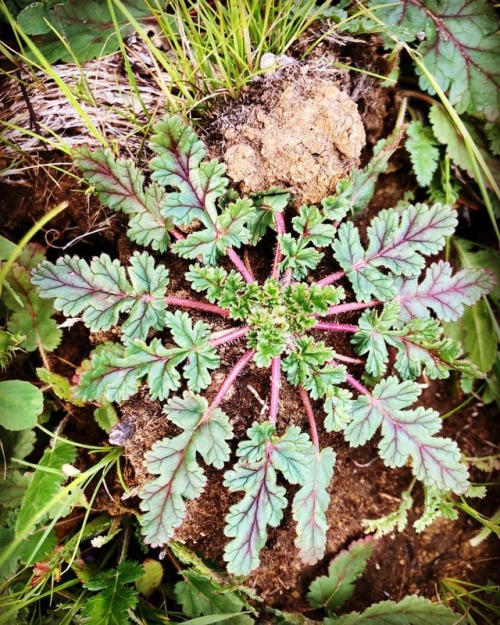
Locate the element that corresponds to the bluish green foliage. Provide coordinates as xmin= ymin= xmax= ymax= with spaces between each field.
xmin=31 ymin=115 xmax=496 ymax=576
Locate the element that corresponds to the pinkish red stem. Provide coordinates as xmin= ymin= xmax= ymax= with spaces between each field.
xmin=170 ymin=228 xmax=184 ymax=241
xmin=209 ymin=349 xmax=255 ymax=411
xmin=344 ymin=370 xmax=370 ymax=396
xmin=330 ymin=352 xmax=364 ymax=365
xmin=316 ymin=271 xmax=345 ymax=286
xmin=165 ymin=296 xmax=229 ymax=317
xmin=209 ymin=325 xmax=250 ymax=347
xmin=315 ymin=321 xmax=358 ymax=333
xmin=298 ymin=386 xmax=319 ymax=446
xmin=269 ymin=357 xmax=281 ymax=424
xmin=271 ymin=212 xmax=286 ymax=280
xmin=227 ymin=248 xmax=255 ymax=283
xmin=324 ymin=300 xmax=379 ymax=316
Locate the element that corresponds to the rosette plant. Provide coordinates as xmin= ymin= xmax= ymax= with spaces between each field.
xmin=31 ymin=116 xmax=495 ymax=575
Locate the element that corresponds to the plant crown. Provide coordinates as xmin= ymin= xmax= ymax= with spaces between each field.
xmin=31 ymin=115 xmax=496 ymax=575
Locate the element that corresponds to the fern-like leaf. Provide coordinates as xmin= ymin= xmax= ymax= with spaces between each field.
xmin=344 ymin=377 xmax=469 ymax=494
xmin=224 ymin=422 xmax=315 ymax=575
xmin=82 ymin=561 xmax=143 ymax=625
xmin=31 ymin=251 xmax=169 ymax=341
xmin=293 ymin=447 xmax=336 ymax=565
xmin=395 ymin=260 xmax=497 ymax=323
xmin=73 ymin=146 xmax=170 ymax=252
xmin=140 ymin=393 xmax=233 ymax=549
xmin=77 ymin=312 xmax=219 ymax=402
xmin=333 ymin=203 xmax=457 ymax=301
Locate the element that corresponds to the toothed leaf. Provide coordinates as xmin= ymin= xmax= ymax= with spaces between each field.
xmin=248 ymin=188 xmax=289 ymax=244
xmin=324 ymin=387 xmax=354 ymax=433
xmin=73 ymin=146 xmax=170 ymax=252
xmin=333 ymin=204 xmax=457 ymax=301
xmin=352 ymin=302 xmax=400 ymax=378
xmin=344 ymin=377 xmax=469 ymax=494
xmin=270 ymin=426 xmax=316 ymax=485
xmin=292 ymin=205 xmax=337 ymax=247
xmin=374 ymin=0 xmax=500 ymax=120
xmin=307 ymin=537 xmax=375 ymax=611
xmin=77 ymin=313 xmax=218 ymax=402
xmin=330 ymin=594 xmax=458 ymax=625
xmin=279 ymin=234 xmax=324 ymax=279
xmin=322 ymin=126 xmax=404 ymax=220
xmin=282 ymin=338 xmax=333 ymax=387
xmin=224 ymin=422 xmax=316 ymax=575
xmin=396 ymin=260 xmax=496 ymax=323
xmin=140 ymin=393 xmax=233 ymax=548
xmin=293 ymin=447 xmax=335 ymax=565
xmin=150 ymin=116 xmax=228 ymax=227
xmin=406 ymin=121 xmax=440 ymax=187
xmin=31 ymin=251 xmax=168 ymax=341
xmin=224 ymin=460 xmax=287 ymax=576
xmin=83 ymin=561 xmax=143 ymax=625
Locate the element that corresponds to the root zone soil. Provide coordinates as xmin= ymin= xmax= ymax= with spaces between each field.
xmin=0 ymin=34 xmax=498 ymax=617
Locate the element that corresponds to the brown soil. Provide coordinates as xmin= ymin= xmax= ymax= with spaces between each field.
xmin=220 ymin=70 xmax=366 ymax=206
xmin=1 ymin=31 xmax=498 ymax=621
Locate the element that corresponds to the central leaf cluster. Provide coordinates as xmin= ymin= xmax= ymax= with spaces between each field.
xmin=230 ymin=279 xmax=342 ymax=367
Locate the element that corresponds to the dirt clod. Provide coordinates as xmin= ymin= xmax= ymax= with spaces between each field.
xmin=222 ymin=74 xmax=365 ymax=206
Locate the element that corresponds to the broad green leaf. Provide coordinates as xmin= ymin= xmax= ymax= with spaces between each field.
xmin=0 ymin=470 xmax=32 ymax=510
xmin=22 ymin=0 xmax=153 ymax=64
xmin=330 ymin=594 xmax=458 ymax=625
xmin=293 ymin=447 xmax=335 ymax=565
xmin=0 ymin=380 xmax=43 ymax=431
xmin=16 ymin=441 xmax=76 ymax=536
xmin=31 ymin=251 xmax=168 ymax=341
xmin=307 ymin=537 xmax=375 ymax=611
xmin=140 ymin=393 xmax=233 ymax=548
xmin=175 ymin=571 xmax=253 ymax=625
xmin=94 ymin=400 xmax=119 ymax=433
xmin=83 ymin=561 xmax=143 ymax=625
xmin=406 ymin=120 xmax=439 ymax=186
xmin=3 ymin=263 xmax=61 ymax=352
xmin=429 ymin=105 xmax=500 ymax=185
xmin=37 ymin=367 xmax=84 ymax=406
xmin=396 ymin=260 xmax=496 ymax=323
xmin=485 ymin=122 xmax=500 ymax=155
xmin=344 ymin=377 xmax=469 ymax=494
xmin=374 ymin=0 xmax=500 ymax=120
xmin=73 ymin=146 xmax=170 ymax=252
xmin=444 ymin=301 xmax=497 ymax=373
xmin=135 ymin=559 xmax=163 ymax=598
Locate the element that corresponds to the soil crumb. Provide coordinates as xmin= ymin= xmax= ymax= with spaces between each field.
xmin=221 ymin=71 xmax=366 ymax=206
